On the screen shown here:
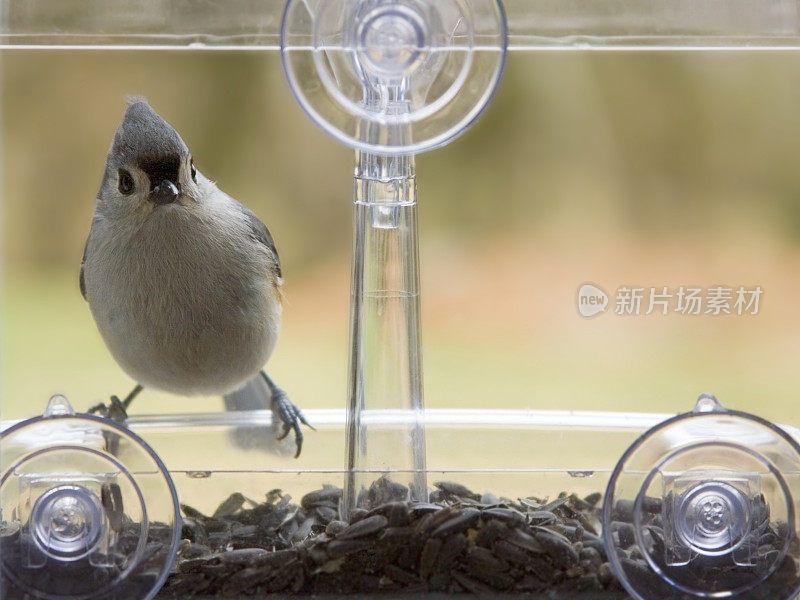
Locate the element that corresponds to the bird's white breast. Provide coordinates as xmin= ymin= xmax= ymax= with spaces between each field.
xmin=84 ymin=200 xmax=281 ymax=395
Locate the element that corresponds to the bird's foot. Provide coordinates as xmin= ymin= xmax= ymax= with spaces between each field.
xmin=88 ymin=394 xmax=129 ymax=424
xmin=88 ymin=384 xmax=142 ymax=422
xmin=262 ymin=372 xmax=314 ymax=458
xmin=87 ymin=395 xmax=131 ymax=455
xmin=87 ymin=385 xmax=143 ymax=454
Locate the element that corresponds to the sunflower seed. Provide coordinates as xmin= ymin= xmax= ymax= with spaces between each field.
xmin=431 ymin=507 xmax=480 ymax=537
xmin=336 ymin=514 xmax=388 ymax=539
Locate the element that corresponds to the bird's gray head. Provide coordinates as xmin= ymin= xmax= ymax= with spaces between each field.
xmin=98 ymin=99 xmax=200 ymax=218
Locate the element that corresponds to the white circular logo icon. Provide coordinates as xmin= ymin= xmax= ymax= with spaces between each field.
xmin=577 ymin=283 xmax=608 ymax=318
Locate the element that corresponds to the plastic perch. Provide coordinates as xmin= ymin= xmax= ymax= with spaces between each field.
xmin=281 ymin=0 xmax=507 ymax=515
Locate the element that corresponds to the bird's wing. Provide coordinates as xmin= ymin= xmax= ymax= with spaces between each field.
xmin=79 ymin=237 xmax=88 ymax=301
xmin=238 ymin=205 xmax=282 ymax=278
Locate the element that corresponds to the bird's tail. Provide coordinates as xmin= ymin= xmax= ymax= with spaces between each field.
xmin=224 ymin=374 xmax=271 ymax=412
xmin=223 ymin=375 xmax=295 ymax=456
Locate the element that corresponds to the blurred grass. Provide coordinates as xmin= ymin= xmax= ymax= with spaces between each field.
xmin=4 ymin=50 xmax=800 ymax=429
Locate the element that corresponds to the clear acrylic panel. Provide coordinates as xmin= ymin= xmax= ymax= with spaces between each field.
xmin=2 ymin=0 xmax=800 ymax=49
xmin=4 ymin=1 xmax=800 ymax=599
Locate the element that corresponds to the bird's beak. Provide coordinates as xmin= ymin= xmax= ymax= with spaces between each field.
xmin=150 ymin=180 xmax=180 ymax=206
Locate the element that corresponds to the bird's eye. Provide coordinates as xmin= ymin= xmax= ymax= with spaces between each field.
xmin=190 ymin=158 xmax=197 ymax=183
xmin=118 ymin=169 xmax=134 ymax=195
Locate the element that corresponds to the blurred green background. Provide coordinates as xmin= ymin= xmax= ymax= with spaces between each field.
xmin=3 ymin=50 xmax=800 ymax=425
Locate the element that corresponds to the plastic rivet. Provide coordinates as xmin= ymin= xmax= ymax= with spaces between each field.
xmin=693 ymin=393 xmax=724 ymax=414
xmin=43 ymin=394 xmax=75 ymax=418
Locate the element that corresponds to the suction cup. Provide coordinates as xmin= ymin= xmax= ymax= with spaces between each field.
xmin=1 ymin=395 xmax=180 ymax=600
xmin=281 ymin=0 xmax=507 ymax=154
xmin=603 ymin=394 xmax=800 ymax=600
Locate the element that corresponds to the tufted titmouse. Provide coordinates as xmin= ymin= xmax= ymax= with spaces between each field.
xmin=80 ymin=99 xmax=311 ymax=456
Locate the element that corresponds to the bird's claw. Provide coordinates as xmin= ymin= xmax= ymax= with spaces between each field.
xmin=88 ymin=385 xmax=141 ymax=425
xmin=261 ymin=370 xmax=313 ymax=458
xmin=277 ymin=422 xmax=291 ymax=441
xmin=271 ymin=388 xmax=312 ymax=458
xmin=87 ymin=395 xmax=131 ymax=455
xmin=88 ymin=395 xmax=129 ymax=424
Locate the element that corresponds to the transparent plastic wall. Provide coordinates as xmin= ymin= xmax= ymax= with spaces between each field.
xmin=3 ymin=0 xmax=800 ymax=48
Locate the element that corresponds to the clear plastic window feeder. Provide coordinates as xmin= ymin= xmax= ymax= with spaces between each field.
xmin=4 ymin=2 xmax=800 ymax=600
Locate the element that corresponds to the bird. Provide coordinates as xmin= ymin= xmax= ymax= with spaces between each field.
xmin=80 ymin=98 xmax=311 ymax=457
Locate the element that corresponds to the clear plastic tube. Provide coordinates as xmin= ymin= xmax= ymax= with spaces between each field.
xmin=343 ymin=150 xmax=427 ymax=515
xmin=3 ymin=0 xmax=800 ymax=50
